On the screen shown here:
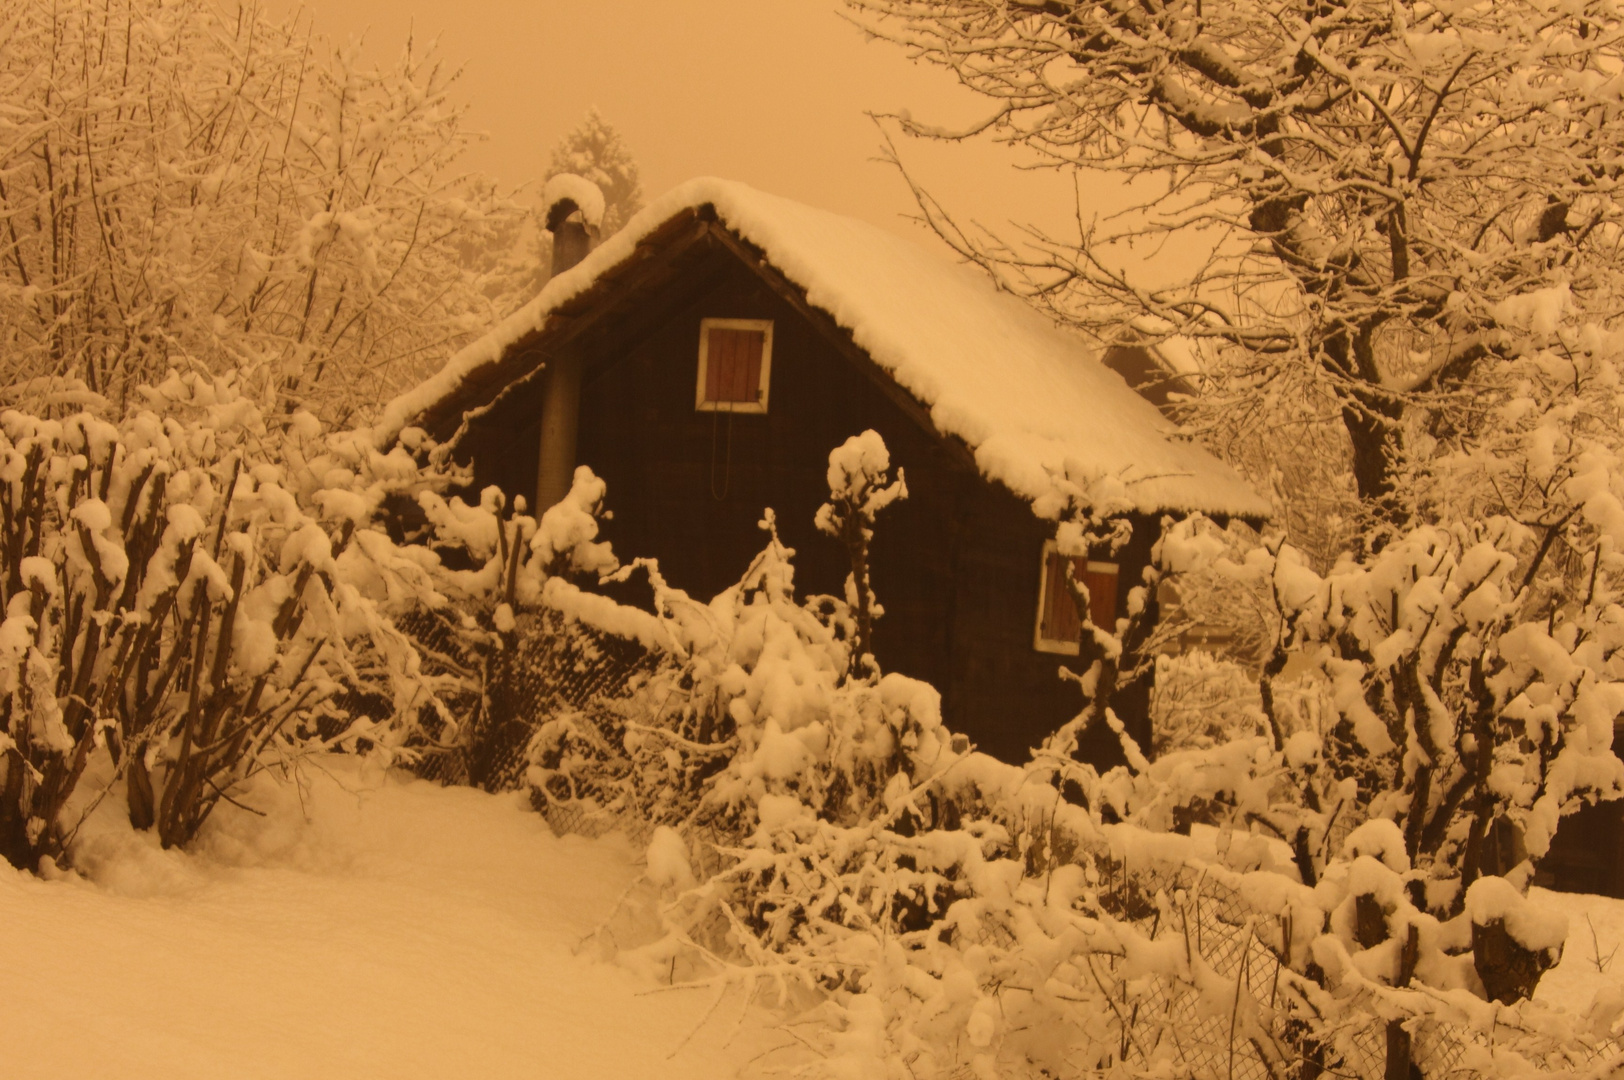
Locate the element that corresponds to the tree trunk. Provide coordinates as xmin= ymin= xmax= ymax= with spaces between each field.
xmin=1342 ymin=396 xmax=1405 ymax=525
xmin=1323 ymin=327 xmax=1407 ymax=526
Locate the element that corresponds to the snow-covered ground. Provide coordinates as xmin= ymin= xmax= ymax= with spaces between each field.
xmin=8 ymin=757 xmax=1623 ymax=1079
xmin=5 ymin=758 xmax=779 ymax=1080
xmin=1533 ymin=886 xmax=1624 ymax=1015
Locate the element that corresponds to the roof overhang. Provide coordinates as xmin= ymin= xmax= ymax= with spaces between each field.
xmin=412 ymin=205 xmax=981 ymax=474
xmin=375 ymin=177 xmax=1272 ymax=524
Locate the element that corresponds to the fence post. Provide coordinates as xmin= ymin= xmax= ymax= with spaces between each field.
xmin=1384 ymin=924 xmax=1420 ymax=1080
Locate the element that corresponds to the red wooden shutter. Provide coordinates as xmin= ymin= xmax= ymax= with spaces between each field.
xmin=1044 ymin=550 xmax=1082 ymax=643
xmin=706 ymin=327 xmax=764 ymax=404
xmin=1042 ymin=552 xmax=1118 ymax=644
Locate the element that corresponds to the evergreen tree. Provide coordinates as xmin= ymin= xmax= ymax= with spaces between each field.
xmin=543 ymin=108 xmax=645 ymax=238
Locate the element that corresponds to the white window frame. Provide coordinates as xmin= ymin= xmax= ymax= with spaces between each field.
xmin=1033 ymin=539 xmax=1119 ymax=656
xmin=695 ymin=317 xmax=773 ymax=413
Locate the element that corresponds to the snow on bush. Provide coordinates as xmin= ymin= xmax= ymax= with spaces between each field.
xmin=517 ymin=431 xmax=1624 ymax=1079
xmin=814 ymin=428 xmax=907 ymax=680
xmin=1173 ymin=514 xmax=1624 ymax=898
xmin=525 ymin=434 xmax=948 ymax=839
xmin=0 ymin=371 xmax=532 ymax=865
xmin=407 ymin=464 xmax=632 ymax=791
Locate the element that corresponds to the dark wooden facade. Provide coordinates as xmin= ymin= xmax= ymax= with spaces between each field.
xmin=449 ymin=214 xmax=1155 ymax=763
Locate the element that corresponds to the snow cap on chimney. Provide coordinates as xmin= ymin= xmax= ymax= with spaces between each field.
xmin=542 ymin=173 xmax=605 ymax=233
xmin=542 ymin=173 xmax=604 ymax=276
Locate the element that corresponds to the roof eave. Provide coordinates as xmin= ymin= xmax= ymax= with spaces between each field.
xmin=411 ymin=206 xmax=716 ymax=442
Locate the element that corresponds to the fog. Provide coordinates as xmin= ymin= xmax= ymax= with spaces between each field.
xmin=274 ymin=0 xmax=1086 ymax=250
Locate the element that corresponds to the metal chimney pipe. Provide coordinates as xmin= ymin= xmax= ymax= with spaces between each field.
xmin=535 ymin=353 xmax=581 ymax=516
xmin=535 ymin=183 xmax=602 ymax=515
xmin=547 ymin=198 xmax=596 ymax=276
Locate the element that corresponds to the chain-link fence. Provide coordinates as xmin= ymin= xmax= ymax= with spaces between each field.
xmin=394 ymin=604 xmax=660 ymax=797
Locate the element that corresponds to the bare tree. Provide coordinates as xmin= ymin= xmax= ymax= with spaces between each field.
xmin=0 ymin=0 xmax=525 ymax=422
xmin=846 ymin=0 xmax=1624 ymax=533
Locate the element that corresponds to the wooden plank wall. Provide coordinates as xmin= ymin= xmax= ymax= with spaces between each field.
xmin=461 ymin=246 xmax=1158 ymax=765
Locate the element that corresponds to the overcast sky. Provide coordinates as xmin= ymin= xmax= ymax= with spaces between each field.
xmin=274 ymin=0 xmax=1086 ymax=252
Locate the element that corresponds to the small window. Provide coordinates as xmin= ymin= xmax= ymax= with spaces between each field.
xmin=1033 ymin=540 xmax=1119 ymax=655
xmin=696 ymin=318 xmax=773 ymax=413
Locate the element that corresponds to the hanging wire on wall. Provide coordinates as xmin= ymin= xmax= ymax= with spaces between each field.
xmin=710 ymin=403 xmax=735 ymax=500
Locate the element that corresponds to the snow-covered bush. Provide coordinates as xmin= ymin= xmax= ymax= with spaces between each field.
xmin=1027 ymin=466 xmax=1162 ymax=759
xmin=524 ymin=433 xmax=945 ymax=836
xmin=1149 ymin=514 xmax=1624 ymax=901
xmin=1149 ymin=649 xmax=1270 ymax=754
xmin=814 ymin=429 xmax=908 ymax=679
xmin=1049 ymin=463 xmax=1624 ymax=896
xmin=511 ymin=432 xmax=1624 ymax=1079
xmin=407 ymin=465 xmax=631 ymax=791
xmin=1010 ymin=508 xmax=1624 ymax=1077
xmin=0 ymin=371 xmax=508 ymax=864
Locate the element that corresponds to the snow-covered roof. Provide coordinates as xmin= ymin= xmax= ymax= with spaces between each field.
xmin=375 ymin=178 xmax=1269 ymax=520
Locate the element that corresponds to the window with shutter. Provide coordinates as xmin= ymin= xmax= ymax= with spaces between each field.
xmin=696 ymin=318 xmax=773 ymax=413
xmin=1033 ymin=541 xmax=1119 ymax=655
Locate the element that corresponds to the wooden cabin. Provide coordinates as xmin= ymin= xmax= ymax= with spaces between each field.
xmin=375 ymin=178 xmax=1269 ymax=764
